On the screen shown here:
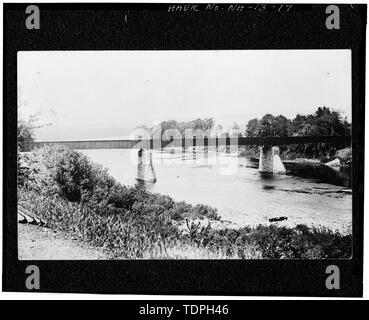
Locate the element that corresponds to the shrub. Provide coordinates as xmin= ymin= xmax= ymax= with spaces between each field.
xmin=186 ymin=224 xmax=351 ymax=259
xmin=141 ymin=239 xmax=242 ymax=259
xmin=336 ymin=148 xmax=352 ymax=167
xmin=193 ymin=204 xmax=220 ymax=220
xmin=170 ymin=201 xmax=192 ymax=220
xmin=19 ymin=145 xmax=115 ymax=202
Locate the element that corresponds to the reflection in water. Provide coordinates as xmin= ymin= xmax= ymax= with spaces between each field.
xmin=247 ymin=157 xmax=351 ymax=187
xmin=285 ymin=162 xmax=351 ymax=188
xmin=81 ymin=149 xmax=352 ymax=233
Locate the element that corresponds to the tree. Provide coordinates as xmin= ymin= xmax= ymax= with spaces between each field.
xmin=291 ymin=114 xmax=307 ymax=134
xmin=245 ymin=118 xmax=259 ymax=137
xmin=146 ymin=118 xmax=215 ymax=139
xmin=257 ymin=114 xmax=277 ymax=136
xmin=18 ymin=88 xmax=52 ymax=151
xmin=203 ymin=118 xmax=215 ymax=131
xmin=17 ymin=114 xmax=41 ymax=151
xmin=274 ymin=115 xmax=290 ymax=137
xmin=305 ymin=107 xmax=346 ymax=137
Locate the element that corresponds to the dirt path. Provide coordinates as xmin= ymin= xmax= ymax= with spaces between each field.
xmin=18 ymin=224 xmax=112 ymax=260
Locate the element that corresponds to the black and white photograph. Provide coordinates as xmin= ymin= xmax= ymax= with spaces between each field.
xmin=17 ymin=50 xmax=352 ymax=260
xmin=3 ymin=3 xmax=366 ymax=297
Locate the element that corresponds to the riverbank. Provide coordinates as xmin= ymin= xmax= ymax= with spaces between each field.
xmin=239 ymin=146 xmax=352 ymax=169
xmin=18 ymin=145 xmax=352 ymax=259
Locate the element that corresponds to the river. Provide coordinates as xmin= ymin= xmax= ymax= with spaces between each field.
xmin=81 ymin=148 xmax=352 ymax=234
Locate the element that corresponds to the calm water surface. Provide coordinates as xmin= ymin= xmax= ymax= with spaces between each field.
xmin=81 ymin=149 xmax=352 ymax=233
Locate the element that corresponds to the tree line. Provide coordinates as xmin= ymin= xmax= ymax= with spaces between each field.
xmin=138 ymin=107 xmax=350 ymax=139
xmin=243 ymin=107 xmax=351 ymax=160
xmin=245 ymin=107 xmax=350 ymax=138
xmin=137 ymin=107 xmax=351 ymax=160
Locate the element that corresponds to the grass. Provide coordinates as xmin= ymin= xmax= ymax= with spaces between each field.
xmin=140 ymin=240 xmax=244 ymax=259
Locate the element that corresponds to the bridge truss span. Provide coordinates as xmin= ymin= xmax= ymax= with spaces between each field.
xmin=24 ymin=135 xmax=352 ymax=151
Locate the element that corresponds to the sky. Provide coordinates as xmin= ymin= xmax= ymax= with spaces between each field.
xmin=18 ymin=50 xmax=351 ymax=141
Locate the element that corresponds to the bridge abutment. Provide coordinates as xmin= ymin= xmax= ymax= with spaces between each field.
xmin=258 ymin=146 xmax=286 ymax=175
xmin=137 ymin=149 xmax=157 ymax=183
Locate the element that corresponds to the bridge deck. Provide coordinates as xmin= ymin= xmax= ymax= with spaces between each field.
xmin=23 ymin=136 xmax=351 ymax=151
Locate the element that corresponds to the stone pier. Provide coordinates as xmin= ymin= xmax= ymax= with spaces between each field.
xmin=258 ymin=146 xmax=286 ymax=175
xmin=137 ymin=149 xmax=157 ymax=183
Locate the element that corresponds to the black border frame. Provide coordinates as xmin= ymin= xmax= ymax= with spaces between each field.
xmin=3 ymin=3 xmax=366 ymax=296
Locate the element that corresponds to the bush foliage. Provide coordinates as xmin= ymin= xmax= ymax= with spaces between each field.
xmin=18 ymin=145 xmax=351 ymax=259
